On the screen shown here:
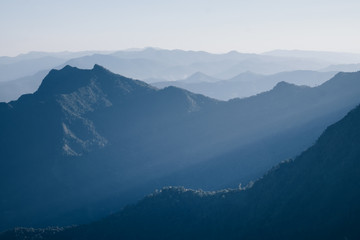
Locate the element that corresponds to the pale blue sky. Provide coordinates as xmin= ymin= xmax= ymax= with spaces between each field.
xmin=1 ymin=0 xmax=360 ymax=56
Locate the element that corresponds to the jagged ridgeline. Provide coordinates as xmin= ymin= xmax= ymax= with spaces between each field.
xmin=1 ymin=65 xmax=360 ymax=232
xmin=2 ymin=92 xmax=360 ymax=239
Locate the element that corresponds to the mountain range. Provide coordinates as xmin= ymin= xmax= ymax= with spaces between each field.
xmin=2 ymin=48 xmax=360 ymax=102
xmin=1 ymin=65 xmax=360 ymax=232
xmin=57 ymin=48 xmax=333 ymax=79
xmin=153 ymin=70 xmax=337 ymax=100
xmin=2 ymin=78 xmax=360 ymax=240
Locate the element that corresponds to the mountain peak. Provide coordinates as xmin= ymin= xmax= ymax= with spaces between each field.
xmin=35 ymin=64 xmax=153 ymax=98
xmin=62 ymin=64 xmax=76 ymax=70
xmin=275 ymin=81 xmax=294 ymax=87
xmin=320 ymin=71 xmax=360 ymax=89
xmin=36 ymin=65 xmax=92 ymax=96
xmin=273 ymin=81 xmax=304 ymax=91
xmin=92 ymin=64 xmax=110 ymax=72
xmin=333 ymin=70 xmax=360 ymax=78
xmin=226 ymin=50 xmax=241 ymax=56
xmin=187 ymin=71 xmax=209 ymax=80
xmin=182 ymin=72 xmax=218 ymax=83
xmin=191 ymin=71 xmax=206 ymax=77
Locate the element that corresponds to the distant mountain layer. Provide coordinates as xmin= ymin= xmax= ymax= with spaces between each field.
xmin=3 ymin=93 xmax=360 ymax=240
xmin=0 ymin=51 xmax=114 ymax=81
xmin=0 ymin=57 xmax=65 ymax=82
xmin=1 ymin=66 xmax=360 ymax=231
xmin=0 ymin=70 xmax=49 ymax=102
xmin=320 ymin=63 xmax=360 ymax=72
xmin=264 ymin=49 xmax=360 ymax=64
xmin=153 ymin=70 xmax=337 ymax=100
xmin=61 ymin=49 xmax=330 ymax=80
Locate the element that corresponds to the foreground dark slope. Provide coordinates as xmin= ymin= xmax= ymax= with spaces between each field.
xmin=1 ymin=66 xmax=360 ymax=231
xmin=108 ymin=103 xmax=360 ymax=240
xmin=5 ymin=102 xmax=360 ymax=240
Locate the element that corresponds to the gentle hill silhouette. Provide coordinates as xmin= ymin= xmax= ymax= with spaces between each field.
xmin=1 ymin=66 xmax=360 ymax=231
xmin=3 ymin=97 xmax=360 ymax=240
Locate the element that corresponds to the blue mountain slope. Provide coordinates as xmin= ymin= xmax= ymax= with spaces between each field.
xmin=1 ymin=66 xmax=360 ymax=232
xmin=3 ymin=96 xmax=360 ymax=240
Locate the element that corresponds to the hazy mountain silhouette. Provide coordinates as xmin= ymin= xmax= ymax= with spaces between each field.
xmin=0 ymin=57 xmax=65 ymax=82
xmin=111 ymin=47 xmax=221 ymax=66
xmin=60 ymin=48 xmax=332 ymax=80
xmin=3 ymin=96 xmax=360 ymax=240
xmin=61 ymin=54 xmax=174 ymax=80
xmin=153 ymin=70 xmax=337 ymax=100
xmin=320 ymin=63 xmax=360 ymax=72
xmin=179 ymin=72 xmax=220 ymax=83
xmin=1 ymin=66 xmax=360 ymax=232
xmin=0 ymin=51 xmax=114 ymax=83
xmin=0 ymin=51 xmax=114 ymax=65
xmin=0 ymin=70 xmax=49 ymax=102
xmin=264 ymin=49 xmax=360 ymax=64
